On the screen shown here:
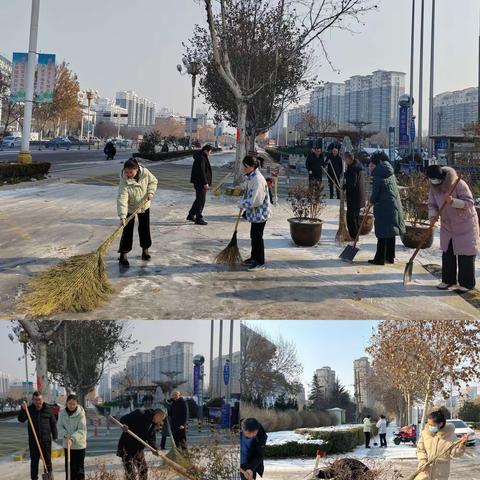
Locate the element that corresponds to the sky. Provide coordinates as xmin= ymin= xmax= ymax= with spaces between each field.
xmin=244 ymin=320 xmax=379 ymax=395
xmin=0 ymin=0 xmax=478 ymax=119
xmin=0 ymin=320 xmax=240 ymax=385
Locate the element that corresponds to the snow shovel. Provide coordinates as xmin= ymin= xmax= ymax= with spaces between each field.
xmin=339 ymin=203 xmax=372 ymax=262
xmin=403 ymin=176 xmax=461 ymax=285
xmin=110 ymin=416 xmax=198 ymax=480
xmin=406 ymin=437 xmax=465 ymax=480
xmin=24 ymin=403 xmax=54 ymax=480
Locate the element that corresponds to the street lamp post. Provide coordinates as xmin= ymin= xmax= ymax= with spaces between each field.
xmin=85 ymin=90 xmax=96 ymax=150
xmin=409 ymin=0 xmax=416 ymax=160
xmin=177 ymin=59 xmax=200 ymax=149
xmin=428 ymin=0 xmax=436 ymax=158
xmin=18 ymin=0 xmax=40 ymax=165
xmin=417 ymin=0 xmax=425 ymax=157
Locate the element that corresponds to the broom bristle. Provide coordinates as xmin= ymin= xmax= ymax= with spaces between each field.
xmin=214 ymin=231 xmax=243 ymax=265
xmin=20 ymin=251 xmax=113 ymax=317
xmin=165 ymin=446 xmax=192 ymax=469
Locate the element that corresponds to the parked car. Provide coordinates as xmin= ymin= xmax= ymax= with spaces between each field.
xmin=1 ymin=136 xmax=22 ymax=148
xmin=67 ymin=136 xmax=82 ymax=145
xmin=446 ymin=419 xmax=476 ymax=446
xmin=47 ymin=136 xmax=72 ymax=148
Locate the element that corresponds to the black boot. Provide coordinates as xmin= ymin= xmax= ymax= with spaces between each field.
xmin=142 ymin=249 xmax=151 ymax=261
xmin=119 ymin=253 xmax=130 ymax=267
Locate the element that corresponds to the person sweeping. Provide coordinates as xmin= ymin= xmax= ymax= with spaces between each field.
xmin=415 ymin=410 xmax=467 ymax=480
xmin=426 ymin=165 xmax=480 ymax=292
xmin=57 ymin=394 xmax=87 ymax=480
xmin=18 ymin=391 xmax=57 ymax=480
xmin=368 ymin=151 xmax=405 ymax=265
xmin=116 ymin=407 xmax=167 ymax=480
xmin=117 ymin=158 xmax=158 ymax=267
xmin=239 ymin=156 xmax=272 ymax=272
xmin=343 ymin=151 xmax=366 ymax=240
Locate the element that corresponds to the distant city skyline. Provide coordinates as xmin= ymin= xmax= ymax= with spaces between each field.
xmin=1 ymin=0 xmax=478 ymax=118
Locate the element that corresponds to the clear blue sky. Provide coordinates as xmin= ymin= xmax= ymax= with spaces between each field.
xmin=0 ymin=0 xmax=478 ymax=119
xmin=0 ymin=320 xmax=240 ymax=383
xmin=245 ymin=320 xmax=379 ymax=395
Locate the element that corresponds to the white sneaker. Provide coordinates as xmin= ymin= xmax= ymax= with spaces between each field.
xmin=436 ymin=282 xmax=455 ymax=290
xmin=455 ymin=286 xmax=472 ymax=294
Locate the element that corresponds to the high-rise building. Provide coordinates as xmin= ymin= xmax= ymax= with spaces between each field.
xmin=0 ymin=372 xmax=10 ymax=399
xmin=94 ymin=97 xmax=128 ymax=128
xmin=115 ymin=91 xmax=156 ymax=127
xmin=433 ymin=87 xmax=479 ymax=135
xmin=314 ymin=366 xmax=336 ymax=400
xmin=353 ymin=357 xmax=375 ymax=412
xmin=212 ymin=351 xmax=241 ymax=398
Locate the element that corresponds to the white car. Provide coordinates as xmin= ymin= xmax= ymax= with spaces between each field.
xmin=446 ymin=419 xmax=476 ymax=446
xmin=1 ymin=136 xmax=22 ymax=148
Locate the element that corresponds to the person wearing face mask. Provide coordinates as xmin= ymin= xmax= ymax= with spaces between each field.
xmin=239 ymin=155 xmax=272 ymax=272
xmin=415 ymin=410 xmax=467 ymax=480
xmin=368 ymin=151 xmax=405 ymax=265
xmin=426 ymin=165 xmax=480 ymax=293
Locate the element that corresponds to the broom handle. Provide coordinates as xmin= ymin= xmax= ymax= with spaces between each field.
xmin=97 ymin=195 xmax=151 ymax=255
xmin=321 ymin=166 xmax=341 ymax=191
xmin=109 ymin=416 xmax=198 ymax=480
xmin=234 ymin=209 xmax=243 ymax=231
xmin=67 ymin=434 xmax=71 ymax=480
xmin=408 ymin=176 xmax=461 ymax=264
xmin=407 ymin=438 xmax=463 ymax=480
xmin=23 ymin=404 xmax=49 ymax=474
xmin=352 ymin=203 xmax=372 ymax=248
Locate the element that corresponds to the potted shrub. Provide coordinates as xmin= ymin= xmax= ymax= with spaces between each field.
xmin=287 ymin=182 xmax=326 ymax=247
xmin=358 ymin=206 xmax=374 ymax=236
xmin=399 ymin=172 xmax=433 ymax=249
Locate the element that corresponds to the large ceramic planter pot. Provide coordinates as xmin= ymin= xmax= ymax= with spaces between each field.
xmin=400 ymin=224 xmax=434 ymax=249
xmin=359 ymin=212 xmax=374 ymax=236
xmin=287 ymin=218 xmax=323 ymax=247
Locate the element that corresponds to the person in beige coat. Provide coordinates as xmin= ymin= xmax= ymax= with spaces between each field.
xmin=415 ymin=411 xmax=467 ymax=480
xmin=117 ymin=158 xmax=158 ymax=267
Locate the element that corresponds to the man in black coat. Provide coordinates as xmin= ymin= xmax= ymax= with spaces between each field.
xmin=18 ymin=391 xmax=57 ymax=480
xmin=116 ymin=407 xmax=166 ymax=480
xmin=326 ymin=146 xmax=343 ymax=199
xmin=240 ymin=418 xmax=268 ymax=480
xmin=343 ymin=151 xmax=366 ymax=239
xmin=169 ymin=390 xmax=188 ymax=449
xmin=187 ymin=144 xmax=213 ymax=225
xmin=305 ymin=145 xmax=325 ymax=187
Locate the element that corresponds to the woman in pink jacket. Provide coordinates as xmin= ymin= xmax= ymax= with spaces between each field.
xmin=426 ymin=165 xmax=480 ymax=292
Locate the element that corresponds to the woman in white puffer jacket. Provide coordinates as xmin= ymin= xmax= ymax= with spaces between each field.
xmin=239 ymin=156 xmax=272 ymax=271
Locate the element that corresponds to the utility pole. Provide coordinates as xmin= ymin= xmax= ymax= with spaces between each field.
xmin=217 ymin=320 xmax=223 ymax=399
xmin=209 ymin=320 xmax=214 ymax=398
xmin=18 ymin=0 xmax=40 ymax=165
xmin=226 ymin=320 xmax=234 ymax=403
xmin=428 ymin=0 xmax=436 ymax=158
xmin=409 ymin=0 xmax=416 ymax=160
xmin=417 ymin=0 xmax=425 ymax=157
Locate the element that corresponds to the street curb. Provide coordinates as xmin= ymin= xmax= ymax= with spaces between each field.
xmin=0 ymin=176 xmax=60 ymax=191
xmin=13 ymin=446 xmax=63 ymax=461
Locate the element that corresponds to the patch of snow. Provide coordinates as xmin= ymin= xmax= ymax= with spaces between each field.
xmin=267 ymin=431 xmax=324 ymax=446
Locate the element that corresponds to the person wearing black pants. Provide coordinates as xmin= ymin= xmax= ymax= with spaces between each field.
xmin=442 ymin=239 xmax=476 ymax=290
xmin=66 ymin=450 xmax=86 ymax=480
xmin=170 ymin=390 xmax=188 ymax=450
xmin=18 ymin=391 xmax=57 ymax=480
xmin=363 ymin=415 xmax=372 ymax=449
xmin=343 ymin=152 xmax=366 ymax=240
xmin=305 ymin=145 xmax=325 ymax=187
xmin=188 ymin=144 xmax=213 ymax=225
xmin=117 ymin=158 xmax=158 ymax=267
xmin=326 ymin=145 xmax=343 ymax=199
xmin=240 ymin=156 xmax=272 ymax=272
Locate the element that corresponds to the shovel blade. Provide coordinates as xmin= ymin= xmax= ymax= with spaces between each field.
xmin=42 ymin=473 xmax=53 ymax=480
xmin=403 ymin=261 xmax=414 ymax=285
xmin=339 ymin=244 xmax=359 ymax=262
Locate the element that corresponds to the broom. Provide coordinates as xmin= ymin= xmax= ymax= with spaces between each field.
xmin=110 ymin=416 xmax=198 ymax=480
xmin=19 ymin=196 xmax=151 ymax=318
xmin=214 ymin=209 xmax=244 ymax=265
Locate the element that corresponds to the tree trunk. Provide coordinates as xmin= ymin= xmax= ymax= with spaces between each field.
xmin=248 ymin=127 xmax=256 ymax=152
xmin=420 ymin=376 xmax=433 ymax=430
xmin=77 ymin=390 xmax=86 ymax=408
xmin=235 ymin=101 xmax=248 ymax=184
xmin=407 ymin=392 xmax=411 ymax=425
xmin=35 ymin=341 xmax=49 ymax=401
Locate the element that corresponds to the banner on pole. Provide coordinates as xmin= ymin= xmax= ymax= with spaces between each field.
xmin=10 ymin=52 xmax=28 ymax=102
xmin=398 ymin=105 xmax=409 ymax=146
xmin=35 ymin=53 xmax=56 ymax=103
xmin=223 ymin=361 xmax=230 ymax=386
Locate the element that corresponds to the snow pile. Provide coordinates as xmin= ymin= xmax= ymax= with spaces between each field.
xmin=298 ymin=424 xmax=362 ymax=432
xmin=267 ymin=430 xmax=325 ymax=446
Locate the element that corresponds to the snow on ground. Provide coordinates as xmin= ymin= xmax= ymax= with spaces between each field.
xmin=1 ymin=181 xmax=479 ymax=320
xmin=298 ymin=424 xmax=363 ymax=432
xmin=172 ymin=151 xmax=234 ymax=167
xmin=267 ymin=430 xmax=324 ymax=446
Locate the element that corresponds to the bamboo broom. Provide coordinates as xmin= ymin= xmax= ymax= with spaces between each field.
xmin=19 ymin=196 xmax=151 ymax=318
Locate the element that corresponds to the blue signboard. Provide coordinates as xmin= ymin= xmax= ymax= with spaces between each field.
xmin=410 ymin=118 xmax=416 ymax=142
xmin=399 ymin=105 xmax=409 ymax=146
xmin=223 ymin=361 xmax=230 ymax=386
xmin=221 ymin=404 xmax=231 ymax=429
xmin=193 ymin=364 xmax=200 ymax=395
xmin=434 ymin=138 xmax=448 ymax=150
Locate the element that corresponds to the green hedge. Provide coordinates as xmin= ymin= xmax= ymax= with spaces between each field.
xmin=266 ymin=427 xmax=376 ymax=458
xmin=134 ymin=147 xmax=221 ymax=162
xmin=0 ymin=162 xmax=51 ymax=183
